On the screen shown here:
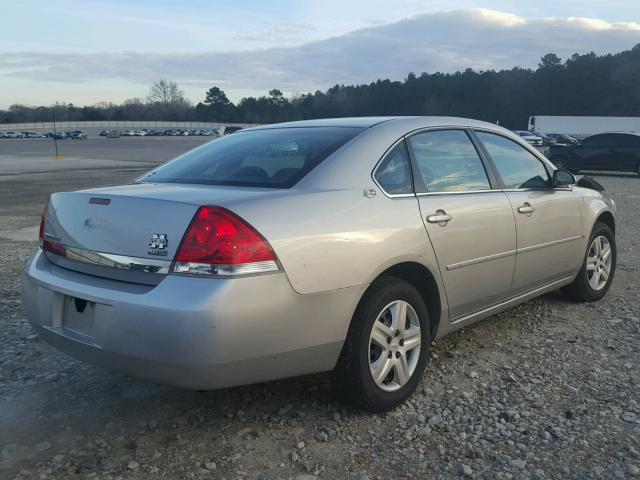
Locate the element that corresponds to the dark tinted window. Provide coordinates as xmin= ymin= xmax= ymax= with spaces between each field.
xmin=407 ymin=130 xmax=490 ymax=193
xmin=139 ymin=127 xmax=364 ymax=188
xmin=374 ymin=142 xmax=413 ymax=194
xmin=612 ymin=134 xmax=640 ymax=148
xmin=476 ymin=131 xmax=550 ymax=189
xmin=581 ymin=134 xmax=613 ymax=147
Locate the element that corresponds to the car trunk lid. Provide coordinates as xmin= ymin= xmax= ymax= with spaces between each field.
xmin=43 ymin=183 xmax=282 ymax=284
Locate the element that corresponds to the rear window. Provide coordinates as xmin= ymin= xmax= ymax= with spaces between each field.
xmin=138 ymin=127 xmax=364 ymax=188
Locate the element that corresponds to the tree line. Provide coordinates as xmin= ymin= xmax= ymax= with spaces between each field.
xmin=2 ymin=45 xmax=639 ymax=130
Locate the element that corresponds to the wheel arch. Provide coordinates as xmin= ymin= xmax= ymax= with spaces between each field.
xmin=595 ymin=210 xmax=615 ymax=235
xmin=363 ymin=262 xmax=442 ymax=339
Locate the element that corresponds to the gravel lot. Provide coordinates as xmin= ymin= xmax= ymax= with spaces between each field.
xmin=0 ymin=139 xmax=639 ymax=479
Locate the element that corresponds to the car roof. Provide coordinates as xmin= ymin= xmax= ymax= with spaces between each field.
xmin=245 ymin=116 xmax=511 ymax=132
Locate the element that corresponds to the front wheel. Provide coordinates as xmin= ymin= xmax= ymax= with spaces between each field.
xmin=331 ymin=277 xmax=431 ymax=411
xmin=563 ymin=222 xmax=616 ymax=301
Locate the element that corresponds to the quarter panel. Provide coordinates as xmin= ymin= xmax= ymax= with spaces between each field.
xmin=231 ymin=193 xmax=441 ymax=296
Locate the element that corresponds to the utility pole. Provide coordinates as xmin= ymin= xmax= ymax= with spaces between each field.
xmin=52 ymin=107 xmax=63 ymax=160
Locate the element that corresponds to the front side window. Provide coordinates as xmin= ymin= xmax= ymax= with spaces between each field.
xmin=581 ymin=134 xmax=612 ymax=148
xmin=407 ymin=129 xmax=491 ymax=193
xmin=374 ymin=142 xmax=413 ymax=195
xmin=139 ymin=127 xmax=364 ymax=188
xmin=475 ymin=131 xmax=550 ymax=189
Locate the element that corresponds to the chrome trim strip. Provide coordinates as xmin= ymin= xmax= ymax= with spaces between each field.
xmin=517 ymin=235 xmax=583 ymax=254
xmin=452 ymin=275 xmax=573 ymax=324
xmin=445 ymin=235 xmax=583 ymax=271
xmin=446 ymin=249 xmax=516 ymax=271
xmin=416 ymin=189 xmax=500 ymax=197
xmin=57 ymin=246 xmax=171 ymax=274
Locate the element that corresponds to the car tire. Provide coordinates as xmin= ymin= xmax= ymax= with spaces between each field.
xmin=331 ymin=276 xmax=431 ymax=412
xmin=563 ymin=222 xmax=616 ymax=302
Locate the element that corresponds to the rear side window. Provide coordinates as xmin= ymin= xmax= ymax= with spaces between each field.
xmin=407 ymin=130 xmax=491 ymax=193
xmin=374 ymin=142 xmax=413 ymax=195
xmin=140 ymin=127 xmax=364 ymax=188
xmin=475 ymin=131 xmax=550 ymax=189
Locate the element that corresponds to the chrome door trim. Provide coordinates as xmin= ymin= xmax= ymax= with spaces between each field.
xmin=446 ymin=249 xmax=516 ymax=271
xmin=451 ymin=275 xmax=573 ymax=324
xmin=415 ymin=189 xmax=499 ymax=197
xmin=444 ymin=235 xmax=583 ymax=271
xmin=517 ymin=235 xmax=583 ymax=254
xmin=46 ymin=246 xmax=172 ymax=274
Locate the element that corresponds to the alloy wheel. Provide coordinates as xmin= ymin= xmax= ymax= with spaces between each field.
xmin=586 ymin=235 xmax=612 ymax=291
xmin=368 ymin=300 xmax=421 ymax=392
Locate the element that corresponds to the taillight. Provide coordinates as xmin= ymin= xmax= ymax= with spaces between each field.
xmin=38 ymin=203 xmax=48 ymax=245
xmin=173 ymin=206 xmax=279 ymax=276
xmin=39 ymin=201 xmax=67 ymax=257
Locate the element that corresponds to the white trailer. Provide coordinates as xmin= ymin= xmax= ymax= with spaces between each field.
xmin=528 ymin=116 xmax=640 ymax=136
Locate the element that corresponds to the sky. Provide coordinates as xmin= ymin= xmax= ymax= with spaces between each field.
xmin=1 ymin=0 xmax=640 ymax=108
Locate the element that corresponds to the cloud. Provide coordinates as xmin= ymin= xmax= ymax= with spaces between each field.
xmin=1 ymin=8 xmax=639 ymax=100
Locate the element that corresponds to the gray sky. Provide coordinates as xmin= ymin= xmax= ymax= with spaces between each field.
xmin=1 ymin=1 xmax=639 ymax=107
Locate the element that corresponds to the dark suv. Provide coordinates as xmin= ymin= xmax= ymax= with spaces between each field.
xmin=548 ymin=132 xmax=640 ymax=176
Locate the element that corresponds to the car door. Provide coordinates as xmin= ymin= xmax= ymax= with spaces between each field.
xmin=474 ymin=130 xmax=583 ymax=295
xmin=407 ymin=129 xmax=517 ymax=320
xmin=578 ymin=134 xmax=612 ymax=171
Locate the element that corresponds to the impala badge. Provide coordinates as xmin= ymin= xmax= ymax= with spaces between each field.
xmin=148 ymin=233 xmax=168 ymax=256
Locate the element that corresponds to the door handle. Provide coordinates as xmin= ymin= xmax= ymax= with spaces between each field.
xmin=517 ymin=202 xmax=535 ymax=214
xmin=426 ymin=210 xmax=452 ymax=226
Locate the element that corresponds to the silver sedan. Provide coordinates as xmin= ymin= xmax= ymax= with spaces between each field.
xmin=22 ymin=117 xmax=616 ymax=411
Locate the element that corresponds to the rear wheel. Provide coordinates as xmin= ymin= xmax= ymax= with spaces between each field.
xmin=332 ymin=277 xmax=430 ymax=411
xmin=564 ymin=222 xmax=616 ymax=301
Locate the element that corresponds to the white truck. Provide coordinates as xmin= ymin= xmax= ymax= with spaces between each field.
xmin=528 ymin=116 xmax=640 ymax=136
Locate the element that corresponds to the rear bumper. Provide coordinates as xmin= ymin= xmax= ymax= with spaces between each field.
xmin=22 ymin=250 xmax=365 ymax=389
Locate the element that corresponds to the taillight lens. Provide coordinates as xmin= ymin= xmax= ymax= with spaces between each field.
xmin=39 ymin=201 xmax=67 ymax=257
xmin=173 ymin=206 xmax=279 ymax=276
xmin=38 ymin=203 xmax=47 ymax=245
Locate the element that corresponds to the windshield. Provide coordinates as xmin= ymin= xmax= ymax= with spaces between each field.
xmin=138 ymin=126 xmax=364 ymax=188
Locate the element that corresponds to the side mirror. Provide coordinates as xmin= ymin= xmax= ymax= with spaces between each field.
xmin=553 ymin=169 xmax=576 ymax=188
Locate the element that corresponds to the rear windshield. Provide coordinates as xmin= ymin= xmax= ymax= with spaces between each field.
xmin=138 ymin=126 xmax=364 ymax=188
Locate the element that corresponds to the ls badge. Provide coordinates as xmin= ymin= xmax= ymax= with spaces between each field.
xmin=148 ymin=233 xmax=168 ymax=256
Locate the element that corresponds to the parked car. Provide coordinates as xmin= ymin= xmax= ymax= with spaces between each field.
xmin=2 ymin=131 xmax=23 ymax=138
xmin=23 ymin=117 xmax=617 ymax=411
xmin=514 ymin=130 xmax=544 ymax=146
xmin=66 ymin=130 xmax=88 ymax=140
xmin=99 ymin=130 xmax=109 ymax=136
xmin=106 ymin=130 xmax=121 ymax=138
xmin=548 ymin=132 xmax=640 ymax=176
xmin=21 ymin=131 xmax=46 ymax=138
xmin=545 ymin=133 xmax=578 ymax=145
xmin=222 ymin=126 xmax=243 ymax=135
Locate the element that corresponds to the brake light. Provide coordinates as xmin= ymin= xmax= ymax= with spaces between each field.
xmin=39 ymin=201 xmax=67 ymax=256
xmin=173 ymin=206 xmax=279 ymax=276
xmin=38 ymin=203 xmax=47 ymax=245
